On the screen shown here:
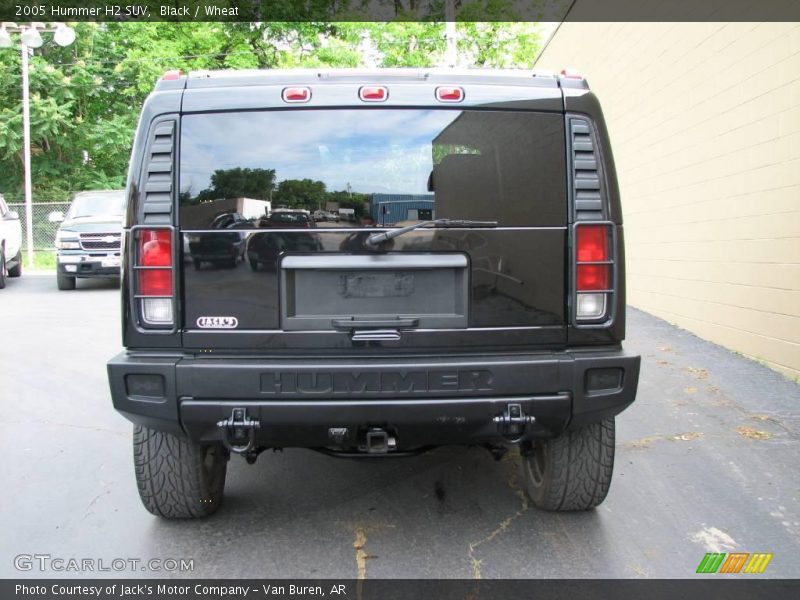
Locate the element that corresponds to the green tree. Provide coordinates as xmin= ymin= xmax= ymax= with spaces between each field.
xmin=272 ymin=178 xmax=328 ymax=210
xmin=0 ymin=19 xmax=542 ymax=202
xmin=195 ymin=167 xmax=276 ymax=202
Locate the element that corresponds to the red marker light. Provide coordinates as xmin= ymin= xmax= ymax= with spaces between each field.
xmin=359 ymin=86 xmax=388 ymax=102
xmin=282 ymin=87 xmax=311 ymax=103
xmin=560 ymin=68 xmax=583 ymax=79
xmin=161 ymin=70 xmax=183 ymax=81
xmin=436 ymin=86 xmax=464 ymax=102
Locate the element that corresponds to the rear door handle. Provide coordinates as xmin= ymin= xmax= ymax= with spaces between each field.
xmin=332 ymin=318 xmax=419 ymax=330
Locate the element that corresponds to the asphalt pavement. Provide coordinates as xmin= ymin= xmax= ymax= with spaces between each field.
xmin=1 ymin=273 xmax=798 ymax=579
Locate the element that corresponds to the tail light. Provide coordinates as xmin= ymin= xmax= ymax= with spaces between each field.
xmin=574 ymin=223 xmax=613 ymax=323
xmin=134 ymin=228 xmax=174 ymax=327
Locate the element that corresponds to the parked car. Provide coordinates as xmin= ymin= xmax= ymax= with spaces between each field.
xmin=108 ymin=68 xmax=640 ymax=518
xmin=0 ymin=193 xmax=22 ymax=288
xmin=246 ymin=231 xmax=323 ymax=271
xmin=186 ymin=211 xmax=251 ymax=269
xmin=50 ymin=190 xmax=125 ymax=290
xmin=262 ymin=209 xmax=315 ymax=228
xmin=313 ymin=209 xmax=339 ymax=222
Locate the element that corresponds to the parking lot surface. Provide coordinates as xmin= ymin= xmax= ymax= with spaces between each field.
xmin=1 ymin=274 xmax=798 ymax=578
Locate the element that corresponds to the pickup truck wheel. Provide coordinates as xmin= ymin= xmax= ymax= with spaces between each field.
xmin=0 ymin=246 xmax=6 ymax=289
xmin=520 ymin=418 xmax=615 ymax=511
xmin=56 ymin=271 xmax=76 ymax=290
xmin=8 ymin=250 xmax=22 ymax=277
xmin=133 ymin=425 xmax=228 ymax=519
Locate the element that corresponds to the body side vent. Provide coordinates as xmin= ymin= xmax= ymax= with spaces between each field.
xmin=139 ymin=118 xmax=176 ymax=225
xmin=567 ymin=114 xmax=606 ymax=221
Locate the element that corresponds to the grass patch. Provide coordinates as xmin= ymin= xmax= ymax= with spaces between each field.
xmin=21 ymin=251 xmax=56 ymax=270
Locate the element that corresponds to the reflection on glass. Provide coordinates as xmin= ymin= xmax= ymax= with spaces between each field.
xmin=179 ymin=109 xmax=565 ymax=229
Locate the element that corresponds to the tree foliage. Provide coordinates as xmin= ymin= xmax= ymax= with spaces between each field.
xmin=195 ymin=167 xmax=277 ymax=202
xmin=0 ymin=19 xmax=542 ymax=202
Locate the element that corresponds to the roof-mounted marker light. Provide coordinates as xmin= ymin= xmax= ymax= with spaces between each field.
xmin=161 ymin=70 xmax=183 ymax=81
xmin=359 ymin=86 xmax=388 ymax=102
xmin=282 ymin=87 xmax=311 ymax=103
xmin=560 ymin=68 xmax=583 ymax=79
xmin=435 ymin=86 xmax=464 ymax=102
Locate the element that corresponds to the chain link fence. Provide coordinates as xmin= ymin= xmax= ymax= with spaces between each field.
xmin=8 ymin=201 xmax=71 ymax=252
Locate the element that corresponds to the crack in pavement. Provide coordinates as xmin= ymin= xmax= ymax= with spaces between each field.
xmin=467 ymin=451 xmax=529 ymax=580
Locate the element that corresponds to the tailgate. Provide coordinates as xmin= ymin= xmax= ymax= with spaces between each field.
xmin=178 ymin=108 xmax=567 ymax=352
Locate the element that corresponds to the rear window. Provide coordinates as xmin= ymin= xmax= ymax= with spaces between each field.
xmin=179 ymin=109 xmax=565 ymax=228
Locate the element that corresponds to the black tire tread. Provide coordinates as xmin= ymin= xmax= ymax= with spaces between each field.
xmin=133 ymin=425 xmax=226 ymax=519
xmin=522 ymin=418 xmax=615 ymax=511
xmin=0 ymin=246 xmax=6 ymax=289
xmin=8 ymin=250 xmax=22 ymax=278
xmin=56 ymin=271 xmax=76 ymax=290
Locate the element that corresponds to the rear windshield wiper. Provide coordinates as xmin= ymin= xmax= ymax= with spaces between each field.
xmin=366 ymin=218 xmax=498 ymax=249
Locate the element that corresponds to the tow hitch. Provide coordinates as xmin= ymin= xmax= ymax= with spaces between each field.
xmin=494 ymin=403 xmax=535 ymax=442
xmin=364 ymin=427 xmax=397 ymax=454
xmin=217 ymin=408 xmax=260 ymax=454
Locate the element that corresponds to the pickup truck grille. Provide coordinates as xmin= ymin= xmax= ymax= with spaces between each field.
xmin=79 ymin=232 xmax=121 ymax=251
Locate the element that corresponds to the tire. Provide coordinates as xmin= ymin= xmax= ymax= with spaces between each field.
xmin=56 ymin=270 xmax=76 ymax=290
xmin=133 ymin=425 xmax=228 ymax=519
xmin=0 ymin=246 xmax=6 ymax=289
xmin=8 ymin=250 xmax=21 ymax=278
xmin=249 ymin=258 xmax=259 ymax=271
xmin=193 ymin=258 xmax=202 ymax=269
xmin=520 ymin=418 xmax=615 ymax=511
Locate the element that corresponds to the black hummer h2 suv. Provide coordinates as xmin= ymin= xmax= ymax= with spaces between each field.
xmin=108 ymin=68 xmax=640 ymax=518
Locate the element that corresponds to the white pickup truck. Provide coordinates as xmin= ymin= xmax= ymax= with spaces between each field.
xmin=0 ymin=194 xmax=23 ymax=288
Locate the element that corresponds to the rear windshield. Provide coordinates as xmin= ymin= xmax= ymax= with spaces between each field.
xmin=179 ymin=109 xmax=565 ymax=228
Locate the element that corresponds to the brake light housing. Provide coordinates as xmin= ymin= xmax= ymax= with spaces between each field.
xmin=435 ymin=86 xmax=464 ymax=102
xmin=573 ymin=223 xmax=614 ymax=324
xmin=359 ymin=86 xmax=388 ymax=102
xmin=282 ymin=87 xmax=311 ymax=103
xmin=132 ymin=227 xmax=175 ymax=328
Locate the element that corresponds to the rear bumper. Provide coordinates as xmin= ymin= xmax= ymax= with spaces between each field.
xmin=108 ymin=348 xmax=640 ymax=448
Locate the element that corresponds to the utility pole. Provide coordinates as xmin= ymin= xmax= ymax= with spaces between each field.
xmin=20 ymin=41 xmax=33 ymax=269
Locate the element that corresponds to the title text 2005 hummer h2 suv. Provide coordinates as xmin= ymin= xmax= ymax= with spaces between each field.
xmin=108 ymin=68 xmax=640 ymax=518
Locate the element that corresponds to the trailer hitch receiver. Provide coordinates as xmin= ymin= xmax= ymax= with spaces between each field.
xmin=217 ymin=408 xmax=261 ymax=454
xmin=493 ymin=403 xmax=535 ymax=441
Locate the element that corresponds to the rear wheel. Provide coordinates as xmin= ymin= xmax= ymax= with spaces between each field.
xmin=249 ymin=258 xmax=259 ymax=271
xmin=520 ymin=418 xmax=615 ymax=511
xmin=0 ymin=246 xmax=6 ymax=289
xmin=133 ymin=425 xmax=228 ymax=519
xmin=56 ymin=270 xmax=76 ymax=290
xmin=8 ymin=250 xmax=21 ymax=277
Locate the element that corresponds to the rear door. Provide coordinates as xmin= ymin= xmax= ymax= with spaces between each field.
xmin=178 ymin=107 xmax=567 ymax=352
